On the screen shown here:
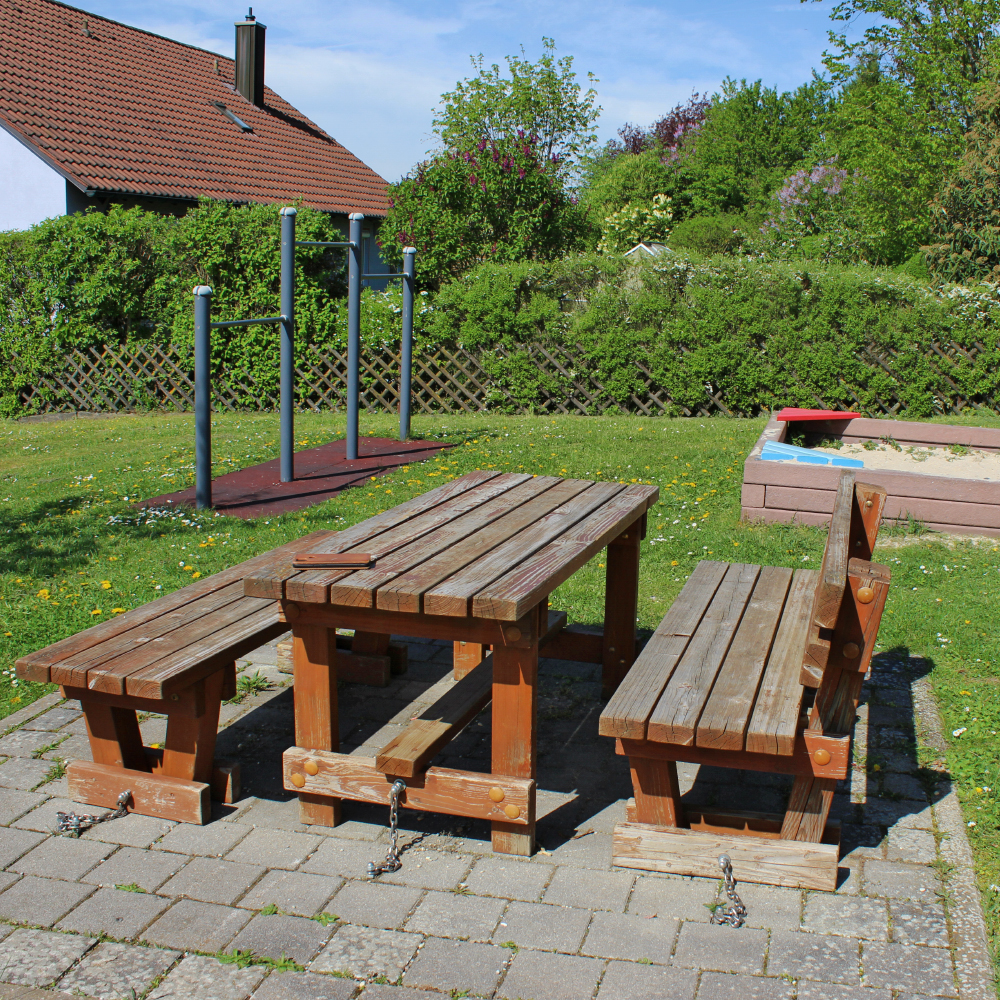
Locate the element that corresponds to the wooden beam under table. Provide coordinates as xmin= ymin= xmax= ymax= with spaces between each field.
xmin=603 ymin=517 xmax=643 ymax=697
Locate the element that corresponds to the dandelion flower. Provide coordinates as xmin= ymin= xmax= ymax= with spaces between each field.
xmin=101 ymin=581 xmax=111 ymax=589
xmin=36 ymin=589 xmax=50 ymax=600
xmin=90 ymin=609 xmax=102 ymax=616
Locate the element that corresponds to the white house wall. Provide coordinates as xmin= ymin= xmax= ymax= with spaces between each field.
xmin=0 ymin=126 xmax=68 ymax=231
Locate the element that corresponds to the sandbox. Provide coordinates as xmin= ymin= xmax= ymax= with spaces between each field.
xmin=742 ymin=414 xmax=1000 ymax=537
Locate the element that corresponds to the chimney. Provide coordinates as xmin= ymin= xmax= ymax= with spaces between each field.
xmin=234 ymin=7 xmax=266 ymax=107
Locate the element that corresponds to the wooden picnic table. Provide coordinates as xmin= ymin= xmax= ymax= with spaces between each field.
xmin=244 ymin=469 xmax=659 ymax=855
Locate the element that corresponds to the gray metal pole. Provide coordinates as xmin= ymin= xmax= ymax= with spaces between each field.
xmin=400 ymin=247 xmax=416 ymax=442
xmin=193 ymin=285 xmax=213 ymax=510
xmin=279 ymin=207 xmax=296 ymax=483
xmin=347 ymin=213 xmax=364 ymax=460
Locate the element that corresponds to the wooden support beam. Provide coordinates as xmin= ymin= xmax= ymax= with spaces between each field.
xmin=144 ymin=749 xmax=241 ymax=804
xmin=453 ymin=641 xmax=488 ymax=681
xmin=377 ymin=654 xmax=494 ymax=778
xmin=67 ymin=760 xmax=210 ymax=825
xmin=613 ymin=821 xmax=839 ymax=891
xmin=539 ymin=623 xmax=604 ymax=664
xmin=282 ymin=748 xmax=534 ymax=825
xmin=161 ymin=670 xmax=224 ymax=784
xmin=62 ymin=684 xmax=206 ymax=719
xmin=81 ymin=702 xmax=150 ymax=772
xmin=603 ymin=520 xmax=642 ymax=697
xmin=630 ymin=757 xmax=684 ymax=827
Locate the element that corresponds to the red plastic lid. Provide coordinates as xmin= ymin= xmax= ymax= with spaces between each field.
xmin=776 ymin=408 xmax=861 ymax=422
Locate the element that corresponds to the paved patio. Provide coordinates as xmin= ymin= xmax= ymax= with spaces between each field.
xmin=0 ymin=634 xmax=993 ymax=1000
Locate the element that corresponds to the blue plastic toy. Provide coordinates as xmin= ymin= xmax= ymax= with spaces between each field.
xmin=761 ymin=440 xmax=864 ymax=468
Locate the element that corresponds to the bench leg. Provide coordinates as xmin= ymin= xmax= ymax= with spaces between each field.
xmin=161 ymin=672 xmax=224 ymax=784
xmin=629 ymin=757 xmax=686 ymax=827
xmin=82 ymin=702 xmax=150 ymax=772
xmin=454 ymin=641 xmax=489 ymax=680
xmin=294 ymin=625 xmax=341 ymax=828
xmin=603 ymin=521 xmax=642 ymax=698
xmin=352 ymin=631 xmax=390 ymax=656
xmin=491 ymin=639 xmax=538 ymax=855
xmin=781 ymin=775 xmax=837 ymax=842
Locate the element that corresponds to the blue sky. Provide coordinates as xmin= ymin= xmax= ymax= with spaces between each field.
xmin=78 ymin=1 xmax=861 ymax=182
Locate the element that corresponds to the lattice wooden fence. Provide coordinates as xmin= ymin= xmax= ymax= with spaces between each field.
xmin=12 ymin=339 xmax=998 ymax=418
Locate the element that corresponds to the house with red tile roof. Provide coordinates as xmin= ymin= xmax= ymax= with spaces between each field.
xmin=0 ymin=0 xmax=390 ymax=252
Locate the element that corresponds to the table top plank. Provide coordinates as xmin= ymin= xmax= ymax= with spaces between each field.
xmin=424 ymin=481 xmax=626 ymax=618
xmin=746 ymin=569 xmax=817 ymax=755
xmin=17 ymin=530 xmax=335 ymax=683
xmin=695 ymin=566 xmax=793 ymax=751
xmin=471 ymin=483 xmax=659 ymax=621
xmin=377 ymin=479 xmax=596 ymax=614
xmin=599 ymin=560 xmax=729 ymax=740
xmin=328 ymin=476 xmax=562 ymax=609
xmin=245 ymin=470 xmax=503 ymax=600
xmin=285 ymin=473 xmax=532 ymax=604
xmin=645 ymin=562 xmax=760 ymax=745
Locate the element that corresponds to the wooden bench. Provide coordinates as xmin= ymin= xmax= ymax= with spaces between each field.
xmin=600 ymin=471 xmax=890 ymax=890
xmin=14 ymin=529 xmax=406 ymax=825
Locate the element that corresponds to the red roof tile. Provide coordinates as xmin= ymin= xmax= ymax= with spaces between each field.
xmin=0 ymin=0 xmax=389 ymax=215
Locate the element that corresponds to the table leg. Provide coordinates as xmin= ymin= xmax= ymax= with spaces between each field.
xmin=352 ymin=631 xmax=391 ymax=656
xmin=161 ymin=672 xmax=224 ymax=784
xmin=454 ymin=641 xmax=489 ymax=680
xmin=491 ymin=630 xmax=538 ymax=856
xmin=294 ymin=624 xmax=341 ymax=827
xmin=602 ymin=518 xmax=643 ymax=698
xmin=630 ymin=756 xmax=685 ymax=827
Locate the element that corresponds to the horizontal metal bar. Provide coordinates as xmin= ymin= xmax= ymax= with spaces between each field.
xmin=363 ymin=273 xmax=404 ymax=280
xmin=296 ymin=241 xmax=355 ymax=248
xmin=210 ymin=316 xmax=284 ymax=329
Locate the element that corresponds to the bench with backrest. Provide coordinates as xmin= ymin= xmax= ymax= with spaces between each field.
xmin=599 ymin=471 xmax=890 ymax=890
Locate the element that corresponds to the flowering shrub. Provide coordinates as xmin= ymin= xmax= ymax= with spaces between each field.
xmin=598 ymin=195 xmax=674 ymax=252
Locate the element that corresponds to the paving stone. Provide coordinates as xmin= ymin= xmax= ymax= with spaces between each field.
xmin=239 ymin=870 xmax=342 ymax=917
xmin=802 ymin=892 xmax=888 ymax=940
xmin=0 ymin=827 xmax=46 ymax=867
xmin=147 ymin=953 xmax=266 ymax=1000
xmin=862 ymin=860 xmax=939 ymax=901
xmin=12 ymin=796 xmax=109 ymax=833
xmin=302 ymin=838 xmax=386 ymax=879
xmin=0 ymin=872 xmax=18 ymax=896
xmin=250 ymin=969 xmax=357 ymax=999
xmin=225 ymin=828 xmax=322 ymax=869
xmin=883 ymin=773 xmax=928 ymax=801
xmin=316 ymin=820 xmax=383 ymax=842
xmin=228 ymin=913 xmax=334 ymax=964
xmin=463 ymin=856 xmax=553 ymax=901
xmin=57 ymin=885 xmax=172 ymax=939
xmin=0 ymin=874 xmax=94 ymax=927
xmin=328 ymin=880 xmax=421 ymax=930
xmin=50 ymin=732 xmax=92 ymax=761
xmin=83 ymin=846 xmax=190 ymax=892
xmin=381 ymin=848 xmax=471 ymax=891
xmin=21 ymin=707 xmax=82 ymax=731
xmin=0 ymin=788 xmax=46 ymax=825
xmin=404 ymin=889 xmax=505 ymax=941
xmin=402 ymin=937 xmax=507 ymax=995
xmin=862 ymin=941 xmax=957 ymax=994
xmin=497 ymin=949 xmax=603 ymax=1000
xmin=142 ymin=898 xmax=252 ymax=952
xmin=0 ymin=730 xmax=64 ymax=758
xmin=10 ymin=834 xmax=113 ymax=880
xmin=890 ymin=900 xmax=950 ymax=947
xmin=694 ymin=972 xmax=795 ymax=1000
xmin=155 ymin=821 xmax=252 ymax=857
xmin=886 ymin=827 xmax=937 ymax=864
xmin=536 ymin=832 xmax=613 ymax=869
xmin=0 ymin=759 xmax=57 ymax=791
xmin=840 ymin=824 xmax=885 ymax=860
xmin=158 ymin=856 xmax=265 ymax=905
xmin=627 ymin=874 xmax=718 ymax=921
xmin=56 ymin=940 xmax=179 ymax=998
xmin=311 ymin=924 xmax=421 ymax=980
xmin=541 ymin=865 xmax=633 ymax=912
xmin=356 ymin=986 xmax=441 ymax=1000
xmin=671 ymin=921 xmax=767 ymax=974
xmin=733 ymin=883 xmax=802 ymax=931
xmin=795 ymin=985 xmax=891 ymax=1000
xmin=491 ymin=899 xmax=591 ymax=953
xmin=864 ymin=800 xmax=932 ymax=828
xmin=228 ymin=797 xmax=314 ymax=834
xmin=82 ymin=813 xmax=175 ymax=849
xmin=766 ymin=929 xmax=860 ymax=984
xmin=0 ymin=927 xmax=94 ymax=987
xmin=596 ymin=960 xmax=698 ymax=1000
xmin=581 ymin=910 xmax=678 ymax=964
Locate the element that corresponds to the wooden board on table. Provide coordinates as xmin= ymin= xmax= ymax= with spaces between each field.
xmin=613 ymin=821 xmax=838 ymax=891
xmin=811 ymin=472 xmax=854 ymax=629
xmin=599 ymin=561 xmax=728 ymax=741
xmin=645 ymin=563 xmax=760 ymax=745
xmin=16 ymin=530 xmax=335 ymax=684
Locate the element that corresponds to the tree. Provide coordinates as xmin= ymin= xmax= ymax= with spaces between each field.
xmin=432 ymin=38 xmax=601 ymax=170
xmin=582 ymin=150 xmax=675 ymax=226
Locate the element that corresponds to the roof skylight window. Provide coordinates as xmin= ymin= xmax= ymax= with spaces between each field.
xmin=212 ymin=102 xmax=252 ymax=132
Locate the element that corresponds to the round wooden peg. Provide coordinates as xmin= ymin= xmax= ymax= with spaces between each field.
xmin=843 ymin=642 xmax=861 ymax=659
xmin=865 ymin=499 xmax=873 ymax=510
xmin=284 ymin=602 xmax=301 ymax=621
xmin=290 ymin=773 xmax=306 ymax=788
xmin=813 ymin=748 xmax=832 ymax=766
xmin=505 ymin=628 xmax=522 ymax=642
xmin=504 ymin=804 xmax=521 ymax=819
xmin=488 ymin=786 xmax=505 ymax=802
xmin=856 ymin=586 xmax=875 ymax=604
xmin=304 ymin=760 xmax=319 ymax=776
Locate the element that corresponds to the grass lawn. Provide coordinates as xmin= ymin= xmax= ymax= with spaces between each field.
xmin=2 ymin=409 xmax=1000 ymax=960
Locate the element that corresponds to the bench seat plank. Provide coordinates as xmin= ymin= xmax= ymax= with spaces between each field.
xmin=696 ymin=566 xmax=793 ymax=751
xmin=646 ymin=563 xmax=760 ymax=746
xmin=745 ymin=569 xmax=818 ymax=755
xmin=599 ymin=561 xmax=728 ymax=741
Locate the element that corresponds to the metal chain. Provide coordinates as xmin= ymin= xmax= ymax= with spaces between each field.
xmin=56 ymin=790 xmax=132 ymax=837
xmin=711 ymin=854 xmax=748 ymax=928
xmin=367 ymin=780 xmax=407 ymax=877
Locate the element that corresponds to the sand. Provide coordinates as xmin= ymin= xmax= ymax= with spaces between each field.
xmin=811 ymin=442 xmax=1000 ymax=480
